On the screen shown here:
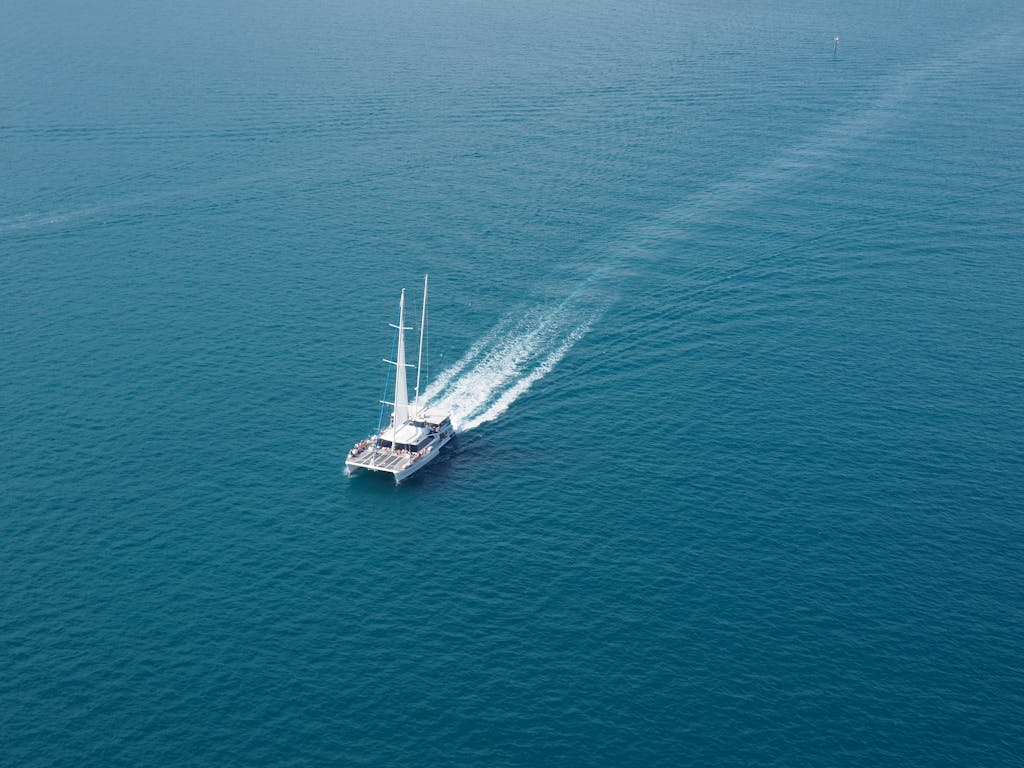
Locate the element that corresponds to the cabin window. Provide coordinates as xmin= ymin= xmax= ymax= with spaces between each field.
xmin=390 ymin=440 xmax=430 ymax=452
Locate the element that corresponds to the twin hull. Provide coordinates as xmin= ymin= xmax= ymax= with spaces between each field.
xmin=345 ymin=429 xmax=454 ymax=483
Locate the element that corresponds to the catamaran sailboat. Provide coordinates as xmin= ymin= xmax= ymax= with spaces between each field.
xmin=345 ymin=275 xmax=455 ymax=482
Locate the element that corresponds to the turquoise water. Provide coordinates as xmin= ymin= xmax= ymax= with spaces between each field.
xmin=3 ymin=1 xmax=1023 ymax=764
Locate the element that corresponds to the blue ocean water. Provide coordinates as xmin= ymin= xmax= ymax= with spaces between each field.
xmin=2 ymin=0 xmax=1023 ymax=764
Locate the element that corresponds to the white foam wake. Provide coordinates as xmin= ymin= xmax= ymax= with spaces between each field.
xmin=421 ymin=295 xmax=599 ymax=434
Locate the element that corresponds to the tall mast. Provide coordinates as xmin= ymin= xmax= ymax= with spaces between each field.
xmin=385 ymin=288 xmax=411 ymax=429
xmin=414 ymin=274 xmax=428 ymax=411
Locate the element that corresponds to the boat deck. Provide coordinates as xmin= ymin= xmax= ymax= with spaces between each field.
xmin=346 ymin=445 xmax=414 ymax=475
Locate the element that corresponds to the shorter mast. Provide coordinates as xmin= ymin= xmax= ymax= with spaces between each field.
xmin=414 ymin=274 xmax=428 ymax=412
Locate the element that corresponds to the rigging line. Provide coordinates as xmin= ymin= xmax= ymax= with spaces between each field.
xmin=374 ymin=303 xmax=402 ymax=446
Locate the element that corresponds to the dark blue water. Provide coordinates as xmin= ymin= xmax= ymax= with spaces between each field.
xmin=3 ymin=1 xmax=1023 ymax=765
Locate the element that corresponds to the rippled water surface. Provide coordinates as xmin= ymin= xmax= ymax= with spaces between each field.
xmin=3 ymin=1 xmax=1023 ymax=765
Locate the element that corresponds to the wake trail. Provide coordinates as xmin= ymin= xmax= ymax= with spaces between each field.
xmin=421 ymin=28 xmax=1021 ymax=435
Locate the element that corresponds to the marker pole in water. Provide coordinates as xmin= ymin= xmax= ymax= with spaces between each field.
xmin=834 ymin=35 xmax=840 ymax=57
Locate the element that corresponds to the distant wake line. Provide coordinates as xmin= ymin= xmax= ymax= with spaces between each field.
xmin=612 ymin=28 xmax=1023 ymax=257
xmin=417 ymin=29 xmax=1021 ymax=434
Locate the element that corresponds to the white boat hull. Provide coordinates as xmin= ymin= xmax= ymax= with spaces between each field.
xmin=346 ymin=431 xmax=453 ymax=483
